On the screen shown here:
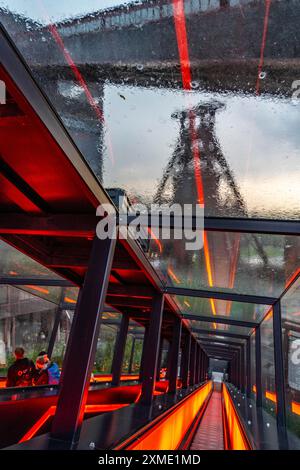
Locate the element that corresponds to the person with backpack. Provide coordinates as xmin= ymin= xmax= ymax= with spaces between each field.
xmin=34 ymin=351 xmax=60 ymax=386
xmin=6 ymin=347 xmax=35 ymax=387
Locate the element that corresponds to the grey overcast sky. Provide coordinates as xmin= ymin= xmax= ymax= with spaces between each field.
xmin=0 ymin=0 xmax=131 ymax=22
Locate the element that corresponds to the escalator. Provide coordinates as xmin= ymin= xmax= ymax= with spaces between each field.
xmin=190 ymin=389 xmax=224 ymax=450
xmin=117 ymin=381 xmax=252 ymax=450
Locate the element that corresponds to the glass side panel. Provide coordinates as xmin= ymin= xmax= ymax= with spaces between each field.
xmin=1 ymin=1 xmax=300 ymax=219
xmin=281 ymin=276 xmax=300 ymax=446
xmin=173 ymin=295 xmax=268 ymax=323
xmin=93 ymin=323 xmax=119 ymax=375
xmin=51 ymin=309 xmax=74 ymax=367
xmin=122 ymin=320 xmax=145 ymax=374
xmin=0 ymin=284 xmax=59 ymax=378
xmin=0 ymin=240 xmax=62 ymax=279
xmin=261 ymin=310 xmax=276 ymax=417
xmin=189 ymin=319 xmax=252 ymax=336
xmin=250 ymin=331 xmax=256 ymax=399
xmin=148 ymin=231 xmax=300 ymax=297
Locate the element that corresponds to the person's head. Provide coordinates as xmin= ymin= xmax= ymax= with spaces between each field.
xmin=14 ymin=347 xmax=25 ymax=360
xmin=38 ymin=351 xmax=47 ymax=357
xmin=36 ymin=355 xmax=49 ymax=370
xmin=38 ymin=351 xmax=49 ymax=361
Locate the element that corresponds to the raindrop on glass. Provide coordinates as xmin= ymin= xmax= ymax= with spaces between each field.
xmin=259 ymin=71 xmax=267 ymax=80
xmin=191 ymin=81 xmax=199 ymax=89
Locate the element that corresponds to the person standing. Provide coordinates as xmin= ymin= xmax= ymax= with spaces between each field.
xmin=6 ymin=347 xmax=35 ymax=387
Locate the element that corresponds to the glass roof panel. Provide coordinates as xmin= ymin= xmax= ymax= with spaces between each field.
xmin=196 ymin=333 xmax=246 ymax=345
xmin=1 ymin=1 xmax=300 ymax=220
xmin=189 ymin=319 xmax=253 ymax=336
xmin=173 ymin=295 xmax=268 ymax=323
xmin=0 ymin=240 xmax=62 ymax=280
xmin=148 ymin=231 xmax=300 ymax=297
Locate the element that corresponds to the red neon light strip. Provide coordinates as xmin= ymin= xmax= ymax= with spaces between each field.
xmin=45 ymin=20 xmax=115 ymax=164
xmin=172 ymin=0 xmax=192 ymax=90
xmin=19 ymin=403 xmax=129 ymax=443
xmin=25 ymin=285 xmax=50 ymax=295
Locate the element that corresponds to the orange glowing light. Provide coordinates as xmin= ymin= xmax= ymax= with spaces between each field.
xmin=264 ymin=309 xmax=273 ymax=322
xmin=118 ymin=381 xmax=212 ymax=450
xmin=19 ymin=406 xmax=56 ymax=443
xmin=291 ymin=401 xmax=300 ymax=416
xmin=167 ymin=266 xmax=181 ymax=284
xmin=223 ymin=384 xmax=251 ymax=450
xmin=19 ymin=403 xmax=129 ymax=443
xmin=64 ymin=296 xmax=77 ymax=304
xmin=26 ymin=285 xmax=50 ymax=295
xmin=9 ymin=270 xmax=18 ymax=276
xmin=92 ymin=374 xmax=139 ymax=383
xmin=147 ymin=227 xmax=163 ymax=253
xmin=265 ymin=390 xmax=277 ymax=403
xmin=285 ymin=268 xmax=300 ymax=290
xmin=252 ymin=385 xmax=257 ymax=394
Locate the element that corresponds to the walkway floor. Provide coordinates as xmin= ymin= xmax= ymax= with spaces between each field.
xmin=190 ymin=391 xmax=224 ymax=450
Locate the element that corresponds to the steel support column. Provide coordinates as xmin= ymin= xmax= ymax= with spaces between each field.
xmin=139 ymin=327 xmax=149 ymax=382
xmin=190 ymin=340 xmax=197 ymax=386
xmin=181 ymin=334 xmax=191 ymax=388
xmin=47 ymin=307 xmax=63 ymax=359
xmin=111 ymin=313 xmax=129 ymax=386
xmin=195 ymin=345 xmax=200 ymax=384
xmin=246 ymin=338 xmax=251 ymax=398
xmin=50 ymin=235 xmax=116 ymax=447
xmin=273 ymin=301 xmax=286 ymax=430
xmin=255 ymin=326 xmax=263 ymax=407
xmin=128 ymin=336 xmax=136 ymax=374
xmin=241 ymin=346 xmax=246 ymax=394
xmin=156 ymin=338 xmax=163 ymax=380
xmin=140 ymin=294 xmax=164 ymax=404
xmin=168 ymin=318 xmax=182 ymax=393
xmin=47 ymin=289 xmax=66 ymax=358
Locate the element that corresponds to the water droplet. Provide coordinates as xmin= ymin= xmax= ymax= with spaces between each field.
xmin=136 ymin=64 xmax=144 ymax=71
xmin=191 ymin=80 xmax=199 ymax=89
xmin=259 ymin=71 xmax=267 ymax=80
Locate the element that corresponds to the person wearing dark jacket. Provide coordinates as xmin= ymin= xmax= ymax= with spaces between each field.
xmin=34 ymin=352 xmax=60 ymax=386
xmin=6 ymin=347 xmax=35 ymax=387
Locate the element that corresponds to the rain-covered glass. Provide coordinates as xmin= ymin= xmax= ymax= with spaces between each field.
xmin=149 ymin=231 xmax=300 ymax=297
xmin=189 ymin=318 xmax=253 ymax=336
xmin=1 ymin=0 xmax=300 ymax=220
xmin=0 ymin=240 xmax=62 ymax=280
xmin=196 ymin=333 xmax=246 ymax=345
xmin=173 ymin=294 xmax=269 ymax=323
